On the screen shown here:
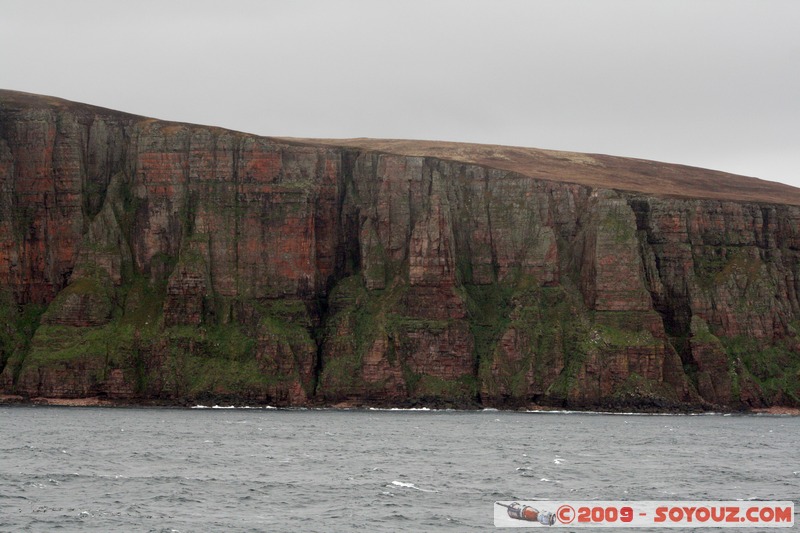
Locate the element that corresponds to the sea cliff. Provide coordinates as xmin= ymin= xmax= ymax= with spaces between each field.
xmin=2 ymin=90 xmax=799 ymax=410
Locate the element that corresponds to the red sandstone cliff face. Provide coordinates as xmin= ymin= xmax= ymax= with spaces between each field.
xmin=1 ymin=90 xmax=799 ymax=410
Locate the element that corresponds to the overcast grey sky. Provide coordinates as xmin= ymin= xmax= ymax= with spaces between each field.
xmin=2 ymin=0 xmax=799 ymax=187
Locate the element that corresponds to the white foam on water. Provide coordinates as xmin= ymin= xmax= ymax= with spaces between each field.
xmin=524 ymin=409 xmax=582 ymax=414
xmin=369 ymin=407 xmax=432 ymax=411
xmin=524 ymin=409 xmax=728 ymax=416
xmin=391 ymin=480 xmax=439 ymax=492
xmin=553 ymin=458 xmax=563 ymax=464
xmin=192 ymin=404 xmax=277 ymax=409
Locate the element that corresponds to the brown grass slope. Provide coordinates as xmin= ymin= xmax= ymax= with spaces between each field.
xmin=0 ymin=88 xmax=143 ymax=121
xmin=3 ymin=89 xmax=798 ymax=205
xmin=286 ymin=138 xmax=800 ymax=206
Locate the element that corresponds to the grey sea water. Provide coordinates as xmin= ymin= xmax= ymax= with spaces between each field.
xmin=0 ymin=406 xmax=797 ymax=532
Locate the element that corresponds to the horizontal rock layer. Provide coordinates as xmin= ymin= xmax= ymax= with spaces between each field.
xmin=1 ymin=90 xmax=799 ymax=410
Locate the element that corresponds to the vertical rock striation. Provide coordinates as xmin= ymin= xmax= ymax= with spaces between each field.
xmin=1 ymin=90 xmax=799 ymax=409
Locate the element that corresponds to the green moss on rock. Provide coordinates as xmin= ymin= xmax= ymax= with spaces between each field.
xmin=411 ymin=374 xmax=478 ymax=402
xmin=317 ymin=276 xmax=393 ymax=398
xmin=721 ymin=335 xmax=800 ymax=405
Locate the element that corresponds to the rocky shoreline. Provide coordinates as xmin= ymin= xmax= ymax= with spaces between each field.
xmin=2 ymin=394 xmax=797 ymax=415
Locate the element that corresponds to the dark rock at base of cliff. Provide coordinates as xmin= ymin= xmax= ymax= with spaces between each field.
xmin=2 ymin=90 xmax=800 ymax=412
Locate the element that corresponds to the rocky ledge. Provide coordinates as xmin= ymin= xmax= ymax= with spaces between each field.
xmin=1 ymin=89 xmax=799 ymax=411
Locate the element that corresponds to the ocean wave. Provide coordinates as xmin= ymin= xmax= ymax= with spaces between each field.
xmin=390 ymin=480 xmax=439 ymax=493
xmin=368 ymin=407 xmax=433 ymax=412
xmin=523 ymin=409 xmax=726 ymax=416
xmin=191 ymin=405 xmax=277 ymax=410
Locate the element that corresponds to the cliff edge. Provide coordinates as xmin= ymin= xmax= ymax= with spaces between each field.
xmin=2 ymin=89 xmax=799 ymax=410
